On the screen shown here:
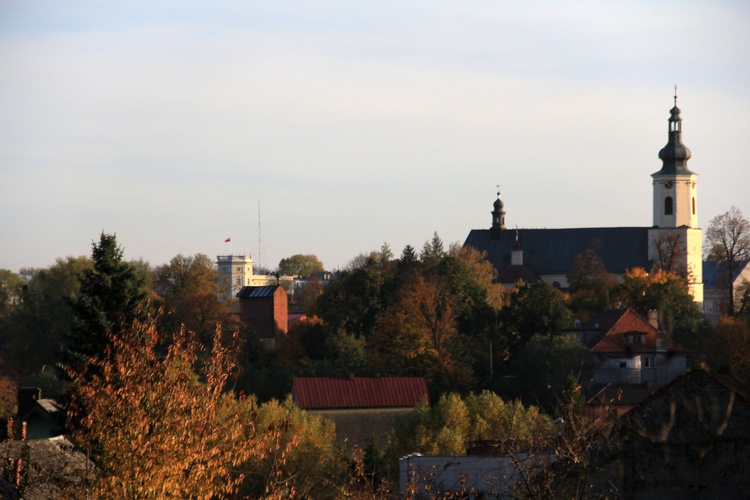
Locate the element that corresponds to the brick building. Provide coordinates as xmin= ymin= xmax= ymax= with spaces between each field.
xmin=237 ymin=285 xmax=288 ymax=350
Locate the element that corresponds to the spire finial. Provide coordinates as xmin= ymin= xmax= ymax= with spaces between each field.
xmin=674 ymin=85 xmax=677 ymax=107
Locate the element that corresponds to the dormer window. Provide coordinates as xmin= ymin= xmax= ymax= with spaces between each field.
xmin=628 ymin=334 xmax=644 ymax=344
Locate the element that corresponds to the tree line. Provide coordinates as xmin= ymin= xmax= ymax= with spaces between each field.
xmin=0 ymin=204 xmax=749 ymax=497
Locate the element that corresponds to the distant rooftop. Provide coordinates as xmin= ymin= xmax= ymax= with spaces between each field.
xmin=292 ymin=376 xmax=428 ymax=410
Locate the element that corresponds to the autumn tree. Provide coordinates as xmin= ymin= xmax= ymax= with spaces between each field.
xmin=66 ymin=233 xmax=148 ymax=366
xmin=153 ymin=253 xmax=229 ymax=345
xmin=650 ymin=230 xmax=687 ymax=276
xmin=388 ymin=391 xmax=555 ymax=458
xmin=0 ymin=376 xmax=17 ymax=418
xmin=0 ymin=257 xmax=91 ymax=376
xmin=706 ymin=316 xmax=750 ymax=387
xmin=314 ymin=263 xmax=386 ymax=339
xmin=568 ymin=244 xmax=618 ymax=321
xmin=499 ymin=282 xmax=572 ymax=361
xmin=278 ymin=254 xmax=324 ymax=278
xmin=370 ymin=274 xmax=473 ymax=394
xmin=436 ymin=245 xmax=505 ymax=387
xmin=237 ymin=396 xmax=349 ymax=499
xmin=512 ymin=334 xmax=594 ymax=413
xmin=67 ymin=316 xmax=264 ymax=498
xmin=0 ymin=269 xmax=22 ymax=319
xmin=617 ymin=268 xmax=706 ymax=351
xmin=705 ymin=206 xmax=750 ymax=315
xmin=446 ymin=243 xmax=505 ymax=312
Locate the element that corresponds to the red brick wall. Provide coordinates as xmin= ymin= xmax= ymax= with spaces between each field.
xmin=238 ymin=287 xmax=288 ymax=349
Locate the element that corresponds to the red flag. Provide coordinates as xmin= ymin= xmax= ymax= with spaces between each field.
xmin=224 ymin=238 xmax=231 ymax=243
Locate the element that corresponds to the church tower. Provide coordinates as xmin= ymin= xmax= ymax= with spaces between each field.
xmin=648 ymin=92 xmax=703 ymax=304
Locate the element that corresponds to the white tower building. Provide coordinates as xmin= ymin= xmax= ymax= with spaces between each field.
xmin=648 ymin=94 xmax=703 ymax=304
xmin=216 ymin=254 xmax=254 ymax=301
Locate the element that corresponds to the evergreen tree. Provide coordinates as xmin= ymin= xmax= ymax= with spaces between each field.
xmin=67 ymin=233 xmax=148 ymax=365
xmin=420 ymin=232 xmax=445 ymax=266
xmin=398 ymin=244 xmax=418 ymax=274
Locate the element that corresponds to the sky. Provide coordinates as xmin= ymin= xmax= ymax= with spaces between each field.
xmin=1 ymin=1 xmax=749 ymax=274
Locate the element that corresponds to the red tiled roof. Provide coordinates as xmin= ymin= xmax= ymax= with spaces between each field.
xmin=292 ymin=376 xmax=429 ymax=410
xmin=587 ymin=308 xmax=686 ymax=354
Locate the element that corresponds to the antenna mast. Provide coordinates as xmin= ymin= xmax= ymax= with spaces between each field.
xmin=257 ymin=199 xmax=262 ymax=268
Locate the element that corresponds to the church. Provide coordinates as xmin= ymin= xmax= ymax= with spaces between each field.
xmin=464 ymin=97 xmax=704 ymax=306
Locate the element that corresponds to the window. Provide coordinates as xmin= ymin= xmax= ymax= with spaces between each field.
xmin=692 ymin=197 xmax=696 ymax=215
xmin=629 ymin=334 xmax=643 ymax=344
xmin=643 ymin=356 xmax=655 ymax=368
xmin=664 ymin=196 xmax=673 ymax=215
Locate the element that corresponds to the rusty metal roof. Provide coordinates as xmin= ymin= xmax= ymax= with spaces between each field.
xmin=292 ymin=376 xmax=428 ymax=410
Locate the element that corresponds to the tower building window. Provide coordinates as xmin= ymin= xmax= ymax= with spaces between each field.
xmin=692 ymin=197 xmax=696 ymax=215
xmin=664 ymin=196 xmax=673 ymax=216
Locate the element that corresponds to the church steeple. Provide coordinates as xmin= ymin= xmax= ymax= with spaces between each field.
xmin=651 ymin=91 xmax=698 ymax=229
xmin=647 ymin=91 xmax=703 ymax=305
xmin=491 ymin=188 xmax=506 ymax=231
xmin=656 ymin=89 xmax=694 ymax=176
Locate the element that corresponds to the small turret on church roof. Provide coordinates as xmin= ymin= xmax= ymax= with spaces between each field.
xmin=490 ymin=188 xmax=506 ymax=237
xmin=655 ymin=89 xmax=694 ymax=176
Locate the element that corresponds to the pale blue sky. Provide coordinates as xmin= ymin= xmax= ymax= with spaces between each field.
xmin=1 ymin=1 xmax=749 ymax=273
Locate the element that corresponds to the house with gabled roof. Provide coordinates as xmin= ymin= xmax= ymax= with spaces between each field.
xmin=563 ymin=308 xmax=687 ymax=387
xmin=292 ymin=375 xmax=428 ymax=449
xmin=582 ymin=370 xmax=750 ymax=497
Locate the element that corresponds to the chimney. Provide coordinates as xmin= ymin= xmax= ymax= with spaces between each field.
xmin=17 ymin=387 xmax=41 ymax=418
xmin=647 ymin=310 xmax=659 ymax=330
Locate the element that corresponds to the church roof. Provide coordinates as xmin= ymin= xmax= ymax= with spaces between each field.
xmin=464 ymin=227 xmax=651 ymax=277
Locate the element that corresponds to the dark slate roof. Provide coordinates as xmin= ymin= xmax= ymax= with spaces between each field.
xmin=703 ymin=259 xmax=750 ymax=288
xmin=464 ymin=227 xmax=651 ymax=276
xmin=292 ymin=376 xmax=429 ymax=410
xmin=236 ymin=285 xmax=282 ymax=299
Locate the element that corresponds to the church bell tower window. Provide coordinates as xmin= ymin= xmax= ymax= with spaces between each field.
xmin=664 ymin=196 xmax=673 ymax=216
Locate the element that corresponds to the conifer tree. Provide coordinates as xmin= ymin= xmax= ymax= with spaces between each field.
xmin=67 ymin=233 xmax=148 ymax=365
